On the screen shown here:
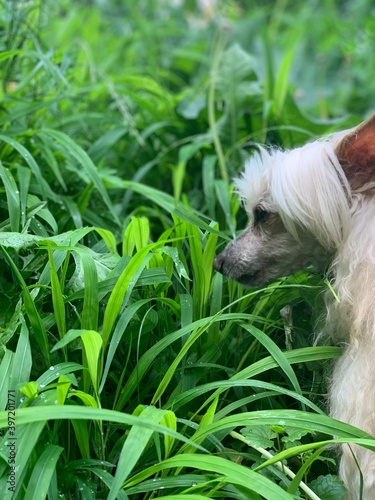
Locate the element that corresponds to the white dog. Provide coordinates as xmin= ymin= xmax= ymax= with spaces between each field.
xmin=214 ymin=115 xmax=375 ymax=499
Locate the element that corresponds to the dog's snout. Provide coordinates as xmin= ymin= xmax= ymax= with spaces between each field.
xmin=213 ymin=253 xmax=225 ymax=273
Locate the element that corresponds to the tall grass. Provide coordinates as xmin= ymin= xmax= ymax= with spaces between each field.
xmin=0 ymin=0 xmax=374 ymax=498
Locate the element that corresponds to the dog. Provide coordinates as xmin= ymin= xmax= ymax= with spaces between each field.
xmin=214 ymin=114 xmax=375 ymax=499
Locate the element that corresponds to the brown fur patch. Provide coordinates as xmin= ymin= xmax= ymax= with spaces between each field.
xmin=336 ymin=114 xmax=375 ymax=191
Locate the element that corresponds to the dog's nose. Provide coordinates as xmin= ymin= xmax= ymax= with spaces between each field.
xmin=213 ymin=254 xmax=225 ymax=273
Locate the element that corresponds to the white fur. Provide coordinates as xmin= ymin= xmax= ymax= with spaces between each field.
xmin=237 ymin=141 xmax=352 ymax=248
xmin=215 ymin=122 xmax=375 ymax=499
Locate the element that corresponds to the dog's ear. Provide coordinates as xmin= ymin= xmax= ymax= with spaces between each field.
xmin=335 ymin=114 xmax=375 ymax=190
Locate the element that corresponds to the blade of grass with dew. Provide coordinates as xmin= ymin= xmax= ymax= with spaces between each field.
xmin=187 ymin=223 xmax=205 ymax=312
xmin=123 ymin=474 xmax=208 ymax=496
xmin=287 ymin=447 xmax=325 ymax=495
xmin=115 ymin=315 xmax=228 ymax=411
xmin=62 ymin=196 xmax=83 ymax=228
xmin=81 ymin=330 xmax=102 ymax=397
xmin=180 ymin=397 xmax=219 ymax=456
xmin=108 ymin=405 xmax=177 ymax=500
xmin=181 ymin=410 xmax=375 ymax=452
xmin=1 ymin=422 xmax=46 ymax=500
xmin=173 ymin=140 xmax=210 ymax=203
xmin=207 ymin=272 xmax=222 ymax=342
xmin=151 ymin=313 xmax=221 ymax=405
xmin=239 ymin=322 xmax=303 ymax=401
xmin=0 ymin=233 xmax=40 ymax=249
xmin=37 ymin=227 xmax=98 ymax=288
xmin=89 ymin=469 xmax=129 ymax=500
xmin=10 ymin=319 xmax=32 ymax=404
xmin=166 ymin=379 xmax=322 ymax=417
xmin=0 ymin=134 xmax=53 ymax=198
xmin=124 ymin=453 xmax=292 ymax=499
xmin=115 ymin=316 xmax=337 ymax=412
xmin=201 ymin=224 xmax=218 ymax=305
xmin=70 ymin=248 xmax=99 ymax=332
xmin=273 ymin=44 xmax=297 ymax=117
xmin=36 ymin=135 xmax=67 ymax=191
xmin=208 ymin=32 xmax=228 ymax=184
xmin=102 ymin=240 xmax=172 ymax=349
xmin=56 ymin=375 xmax=71 ymax=405
xmin=196 ymin=344 xmax=341 ymax=413
xmin=94 ymin=227 xmax=117 ymax=253
xmin=161 ymin=410 xmax=177 ymax=459
xmin=47 ymin=242 xmax=66 ymax=339
xmin=0 ymin=406 xmax=208 ymax=452
xmin=36 ymin=362 xmax=83 ymax=387
xmin=51 ymin=329 xmax=92 ymax=352
xmin=0 ymin=350 xmax=13 ymax=411
xmin=115 ymin=179 xmax=224 ymax=237
xmin=24 ymin=444 xmax=63 ymax=500
xmin=0 ymin=229 xmax=94 ymax=251
xmin=100 ymin=298 xmax=159 ymax=393
xmin=71 ymin=418 xmax=91 ymax=459
xmin=17 ymin=165 xmax=31 ymax=228
xmin=255 ymin=436 xmax=375 ymax=472
xmin=0 ymin=246 xmax=50 ymax=366
xmin=0 ymin=162 xmax=20 ymax=232
xmin=68 ymin=390 xmax=98 ymax=408
xmin=202 ymin=155 xmax=217 ymax=219
xmin=38 ymin=129 xmax=120 ymax=226
xmin=122 ymin=216 xmax=150 ymax=256
xmin=173 ymin=204 xmax=223 ymax=238
xmin=214 ymin=179 xmax=235 ymax=236
xmin=231 ymin=430 xmax=329 ymax=500
xmin=214 ymin=392 xmax=280 ymax=421
xmin=26 ymin=194 xmax=58 ymax=233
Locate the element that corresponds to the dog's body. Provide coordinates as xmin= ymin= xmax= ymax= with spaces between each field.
xmin=214 ymin=115 xmax=375 ymax=499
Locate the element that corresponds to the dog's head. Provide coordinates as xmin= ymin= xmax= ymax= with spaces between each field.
xmin=214 ymin=114 xmax=375 ymax=287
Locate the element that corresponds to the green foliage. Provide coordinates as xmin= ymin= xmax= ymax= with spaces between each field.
xmin=0 ymin=0 xmax=374 ymax=498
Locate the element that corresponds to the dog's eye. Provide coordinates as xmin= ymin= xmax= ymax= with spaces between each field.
xmin=254 ymin=207 xmax=269 ymax=224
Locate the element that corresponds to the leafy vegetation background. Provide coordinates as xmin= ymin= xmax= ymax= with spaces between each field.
xmin=1 ymin=1 xmax=375 ymax=498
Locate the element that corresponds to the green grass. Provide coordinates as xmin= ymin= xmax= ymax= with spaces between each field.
xmin=0 ymin=0 xmax=374 ymax=498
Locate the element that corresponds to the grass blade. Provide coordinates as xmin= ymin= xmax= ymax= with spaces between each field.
xmin=38 ymin=129 xmax=120 ymax=226
xmin=0 ymin=246 xmax=50 ymax=366
xmin=24 ymin=445 xmax=63 ymax=500
xmin=0 ymin=162 xmax=20 ymax=232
